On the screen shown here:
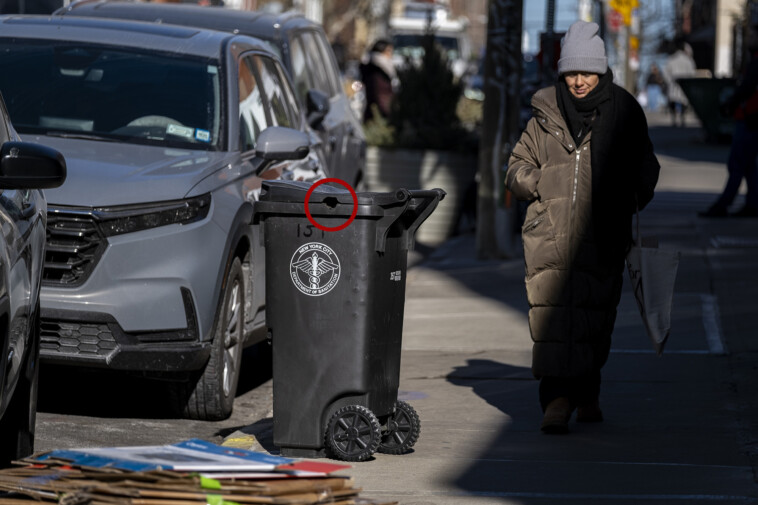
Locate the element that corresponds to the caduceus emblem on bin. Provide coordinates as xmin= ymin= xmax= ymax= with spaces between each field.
xmin=289 ymin=242 xmax=341 ymax=296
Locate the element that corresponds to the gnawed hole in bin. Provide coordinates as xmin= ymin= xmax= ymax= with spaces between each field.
xmin=323 ymin=197 xmax=339 ymax=208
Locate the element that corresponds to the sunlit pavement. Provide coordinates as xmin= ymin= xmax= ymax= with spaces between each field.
xmin=227 ymin=110 xmax=758 ymax=504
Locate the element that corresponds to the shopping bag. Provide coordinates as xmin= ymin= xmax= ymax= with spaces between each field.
xmin=625 ymin=212 xmax=680 ymax=356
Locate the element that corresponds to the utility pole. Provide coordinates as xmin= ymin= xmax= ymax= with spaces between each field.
xmin=597 ymin=0 xmax=606 ymax=39
xmin=623 ymin=23 xmax=632 ymax=90
xmin=476 ymin=0 xmax=523 ymax=259
xmin=543 ymin=0 xmax=557 ymax=83
xmin=608 ymin=0 xmax=638 ymax=92
xmin=579 ymin=0 xmax=593 ymax=21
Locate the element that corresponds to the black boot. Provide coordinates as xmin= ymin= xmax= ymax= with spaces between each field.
xmin=541 ymin=397 xmax=573 ymax=434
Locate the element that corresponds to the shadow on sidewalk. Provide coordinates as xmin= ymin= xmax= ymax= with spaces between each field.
xmin=648 ymin=124 xmax=730 ymax=164
xmin=446 ymin=358 xmax=534 ymax=415
xmin=446 ymin=358 xmax=542 ymax=498
xmin=416 ymin=232 xmax=530 ymax=311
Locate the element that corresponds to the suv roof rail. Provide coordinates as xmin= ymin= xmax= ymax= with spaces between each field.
xmin=57 ymin=0 xmax=122 ymax=14
xmin=58 ymin=0 xmax=310 ymax=25
xmin=276 ymin=9 xmax=306 ymax=23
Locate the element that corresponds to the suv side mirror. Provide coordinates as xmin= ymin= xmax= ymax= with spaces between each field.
xmin=255 ymin=126 xmax=310 ymax=175
xmin=306 ymin=89 xmax=330 ymax=129
xmin=0 ymin=141 xmax=67 ymax=189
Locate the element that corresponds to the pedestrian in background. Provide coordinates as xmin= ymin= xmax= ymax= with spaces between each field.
xmin=699 ymin=30 xmax=758 ymax=218
xmin=505 ymin=20 xmax=660 ymax=434
xmin=663 ymin=38 xmax=696 ymax=127
xmin=645 ymin=63 xmax=666 ymax=112
xmin=359 ymin=39 xmax=398 ymax=123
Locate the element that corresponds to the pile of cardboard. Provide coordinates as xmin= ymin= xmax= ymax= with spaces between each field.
xmin=0 ymin=440 xmax=396 ymax=505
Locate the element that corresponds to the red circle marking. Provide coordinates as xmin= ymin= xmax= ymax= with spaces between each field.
xmin=304 ymin=178 xmax=358 ymax=232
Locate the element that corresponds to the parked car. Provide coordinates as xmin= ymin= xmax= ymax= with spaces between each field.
xmin=55 ymin=0 xmax=367 ymax=188
xmin=0 ymin=14 xmax=326 ymax=421
xmin=0 ymin=93 xmax=66 ymax=466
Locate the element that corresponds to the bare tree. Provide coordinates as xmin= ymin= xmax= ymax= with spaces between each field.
xmin=324 ymin=0 xmax=371 ymax=40
xmin=323 ymin=0 xmax=392 ymax=45
xmin=477 ymin=0 xmax=523 ymax=259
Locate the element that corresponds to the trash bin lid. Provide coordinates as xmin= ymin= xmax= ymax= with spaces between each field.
xmin=255 ymin=181 xmax=446 ymax=252
xmin=259 ymin=180 xmax=372 ymax=206
xmin=258 ymin=180 xmax=427 ymax=210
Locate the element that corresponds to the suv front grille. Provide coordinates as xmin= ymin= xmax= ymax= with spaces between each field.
xmin=40 ymin=319 xmax=119 ymax=360
xmin=44 ymin=209 xmax=107 ymax=286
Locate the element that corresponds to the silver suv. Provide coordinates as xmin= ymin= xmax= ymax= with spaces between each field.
xmin=0 ymin=15 xmax=324 ymax=420
xmin=0 ymin=94 xmax=66 ymax=466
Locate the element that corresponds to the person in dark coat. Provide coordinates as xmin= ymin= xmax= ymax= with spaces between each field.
xmin=360 ymin=39 xmax=397 ymax=123
xmin=700 ymin=30 xmax=758 ymax=218
xmin=505 ymin=20 xmax=661 ymax=434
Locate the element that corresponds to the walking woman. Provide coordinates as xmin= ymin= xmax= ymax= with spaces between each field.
xmin=505 ymin=21 xmax=660 ymax=434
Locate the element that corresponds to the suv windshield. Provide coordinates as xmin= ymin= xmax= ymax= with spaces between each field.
xmin=0 ymin=40 xmax=222 ymax=150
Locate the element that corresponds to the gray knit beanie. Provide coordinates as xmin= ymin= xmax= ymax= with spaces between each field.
xmin=557 ymin=20 xmax=608 ymax=75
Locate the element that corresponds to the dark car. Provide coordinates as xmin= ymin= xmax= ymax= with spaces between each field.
xmin=0 ymin=14 xmax=325 ymax=421
xmin=55 ymin=0 xmax=367 ymax=188
xmin=0 ymin=95 xmax=66 ymax=466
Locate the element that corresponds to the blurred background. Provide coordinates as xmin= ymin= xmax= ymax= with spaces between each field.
xmin=4 ymin=0 xmax=755 ymax=255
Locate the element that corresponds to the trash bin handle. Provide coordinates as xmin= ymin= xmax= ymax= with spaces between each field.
xmin=406 ymin=189 xmax=445 ymax=200
xmin=375 ymin=198 xmax=412 ymax=253
xmin=403 ymin=189 xmax=446 ymax=250
xmin=374 ymin=188 xmax=446 ymax=253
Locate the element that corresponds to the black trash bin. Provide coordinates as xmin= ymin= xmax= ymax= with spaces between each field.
xmin=254 ymin=180 xmax=445 ymax=461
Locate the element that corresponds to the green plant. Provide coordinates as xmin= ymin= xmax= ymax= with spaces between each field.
xmin=363 ymin=105 xmax=396 ymax=147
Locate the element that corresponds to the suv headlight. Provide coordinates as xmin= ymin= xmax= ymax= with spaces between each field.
xmin=97 ymin=194 xmax=211 ymax=237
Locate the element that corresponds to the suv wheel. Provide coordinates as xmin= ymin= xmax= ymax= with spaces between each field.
xmin=0 ymin=305 xmax=39 ymax=467
xmin=172 ymin=257 xmax=244 ymax=421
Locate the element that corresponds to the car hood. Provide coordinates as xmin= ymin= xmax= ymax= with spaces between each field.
xmin=25 ymin=135 xmax=232 ymax=207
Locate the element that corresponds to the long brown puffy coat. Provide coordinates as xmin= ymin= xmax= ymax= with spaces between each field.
xmin=506 ymin=85 xmax=659 ymax=379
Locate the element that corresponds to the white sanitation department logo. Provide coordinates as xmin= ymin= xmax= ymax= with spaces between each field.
xmin=290 ymin=242 xmax=341 ymax=296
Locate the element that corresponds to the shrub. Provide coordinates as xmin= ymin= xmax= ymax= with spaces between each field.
xmin=388 ymin=28 xmax=468 ymax=151
xmin=363 ymin=105 xmax=396 ymax=147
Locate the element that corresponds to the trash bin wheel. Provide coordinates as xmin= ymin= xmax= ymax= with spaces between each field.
xmin=325 ymin=405 xmax=381 ymax=462
xmin=378 ymin=400 xmax=420 ymax=455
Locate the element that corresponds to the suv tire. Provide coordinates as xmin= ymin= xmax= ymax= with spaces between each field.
xmin=0 ymin=304 xmax=39 ymax=467
xmin=172 ymin=257 xmax=244 ymax=421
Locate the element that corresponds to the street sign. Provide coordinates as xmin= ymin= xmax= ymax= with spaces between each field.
xmin=609 ymin=0 xmax=638 ymax=26
xmin=608 ymin=9 xmax=623 ymax=32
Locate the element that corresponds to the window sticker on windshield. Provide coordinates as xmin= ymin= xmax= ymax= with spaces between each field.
xmin=166 ymin=124 xmax=194 ymax=139
xmin=195 ymin=129 xmax=211 ymax=142
xmin=208 ymin=65 xmax=218 ymax=75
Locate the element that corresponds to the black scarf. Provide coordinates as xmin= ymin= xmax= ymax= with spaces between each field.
xmin=554 ymin=69 xmax=660 ymax=264
xmin=556 ymin=70 xmax=613 ymax=146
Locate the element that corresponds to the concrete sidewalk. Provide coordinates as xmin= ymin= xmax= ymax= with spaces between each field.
xmin=228 ymin=111 xmax=758 ymax=504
